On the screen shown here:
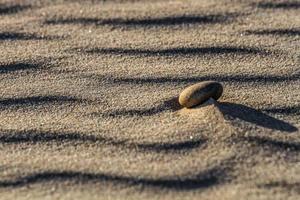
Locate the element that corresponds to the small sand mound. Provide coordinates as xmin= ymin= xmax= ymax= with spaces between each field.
xmin=177 ymin=98 xmax=236 ymax=136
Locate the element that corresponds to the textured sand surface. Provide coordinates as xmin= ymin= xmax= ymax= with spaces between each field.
xmin=0 ymin=0 xmax=299 ymax=199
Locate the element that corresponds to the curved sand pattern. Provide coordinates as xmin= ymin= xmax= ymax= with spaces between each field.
xmin=0 ymin=0 xmax=299 ymax=199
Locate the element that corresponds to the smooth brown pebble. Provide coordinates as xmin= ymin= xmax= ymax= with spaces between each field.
xmin=179 ymin=81 xmax=223 ymax=108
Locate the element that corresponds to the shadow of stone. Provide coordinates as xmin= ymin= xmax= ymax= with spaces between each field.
xmin=245 ymin=29 xmax=300 ymax=37
xmin=0 ymin=129 xmax=206 ymax=153
xmin=0 ymin=4 xmax=31 ymax=15
xmin=44 ymin=13 xmax=237 ymax=27
xmin=218 ymin=102 xmax=298 ymax=132
xmin=256 ymin=1 xmax=300 ymax=9
xmin=0 ymin=164 xmax=227 ymax=190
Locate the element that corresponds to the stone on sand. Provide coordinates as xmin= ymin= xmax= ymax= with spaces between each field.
xmin=179 ymin=81 xmax=223 ymax=108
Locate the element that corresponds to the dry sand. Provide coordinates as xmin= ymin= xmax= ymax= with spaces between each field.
xmin=0 ymin=0 xmax=299 ymax=199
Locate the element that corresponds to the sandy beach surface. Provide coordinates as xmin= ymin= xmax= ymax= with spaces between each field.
xmin=0 ymin=0 xmax=299 ymax=199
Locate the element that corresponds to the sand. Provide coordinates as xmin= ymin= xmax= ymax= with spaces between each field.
xmin=0 ymin=0 xmax=299 ymax=199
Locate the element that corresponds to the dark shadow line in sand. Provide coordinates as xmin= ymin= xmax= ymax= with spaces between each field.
xmin=256 ymin=1 xmax=300 ymax=9
xmin=0 ymin=32 xmax=64 ymax=41
xmin=0 ymin=129 xmax=206 ymax=152
xmin=218 ymin=102 xmax=298 ymax=132
xmin=136 ymin=139 xmax=206 ymax=152
xmin=0 ymin=165 xmax=225 ymax=190
xmin=0 ymin=130 xmax=111 ymax=144
xmin=258 ymin=181 xmax=300 ymax=193
xmin=262 ymin=105 xmax=300 ymax=115
xmin=0 ymin=96 xmax=81 ymax=108
xmin=96 ymin=97 xmax=181 ymax=117
xmin=0 ymin=4 xmax=31 ymax=15
xmin=245 ymin=29 xmax=300 ymax=36
xmin=83 ymin=46 xmax=268 ymax=56
xmin=44 ymin=14 xmax=236 ymax=27
xmin=101 ymin=107 xmax=165 ymax=117
xmin=242 ymin=136 xmax=300 ymax=152
xmin=0 ymin=62 xmax=41 ymax=73
xmin=96 ymin=72 xmax=300 ymax=85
